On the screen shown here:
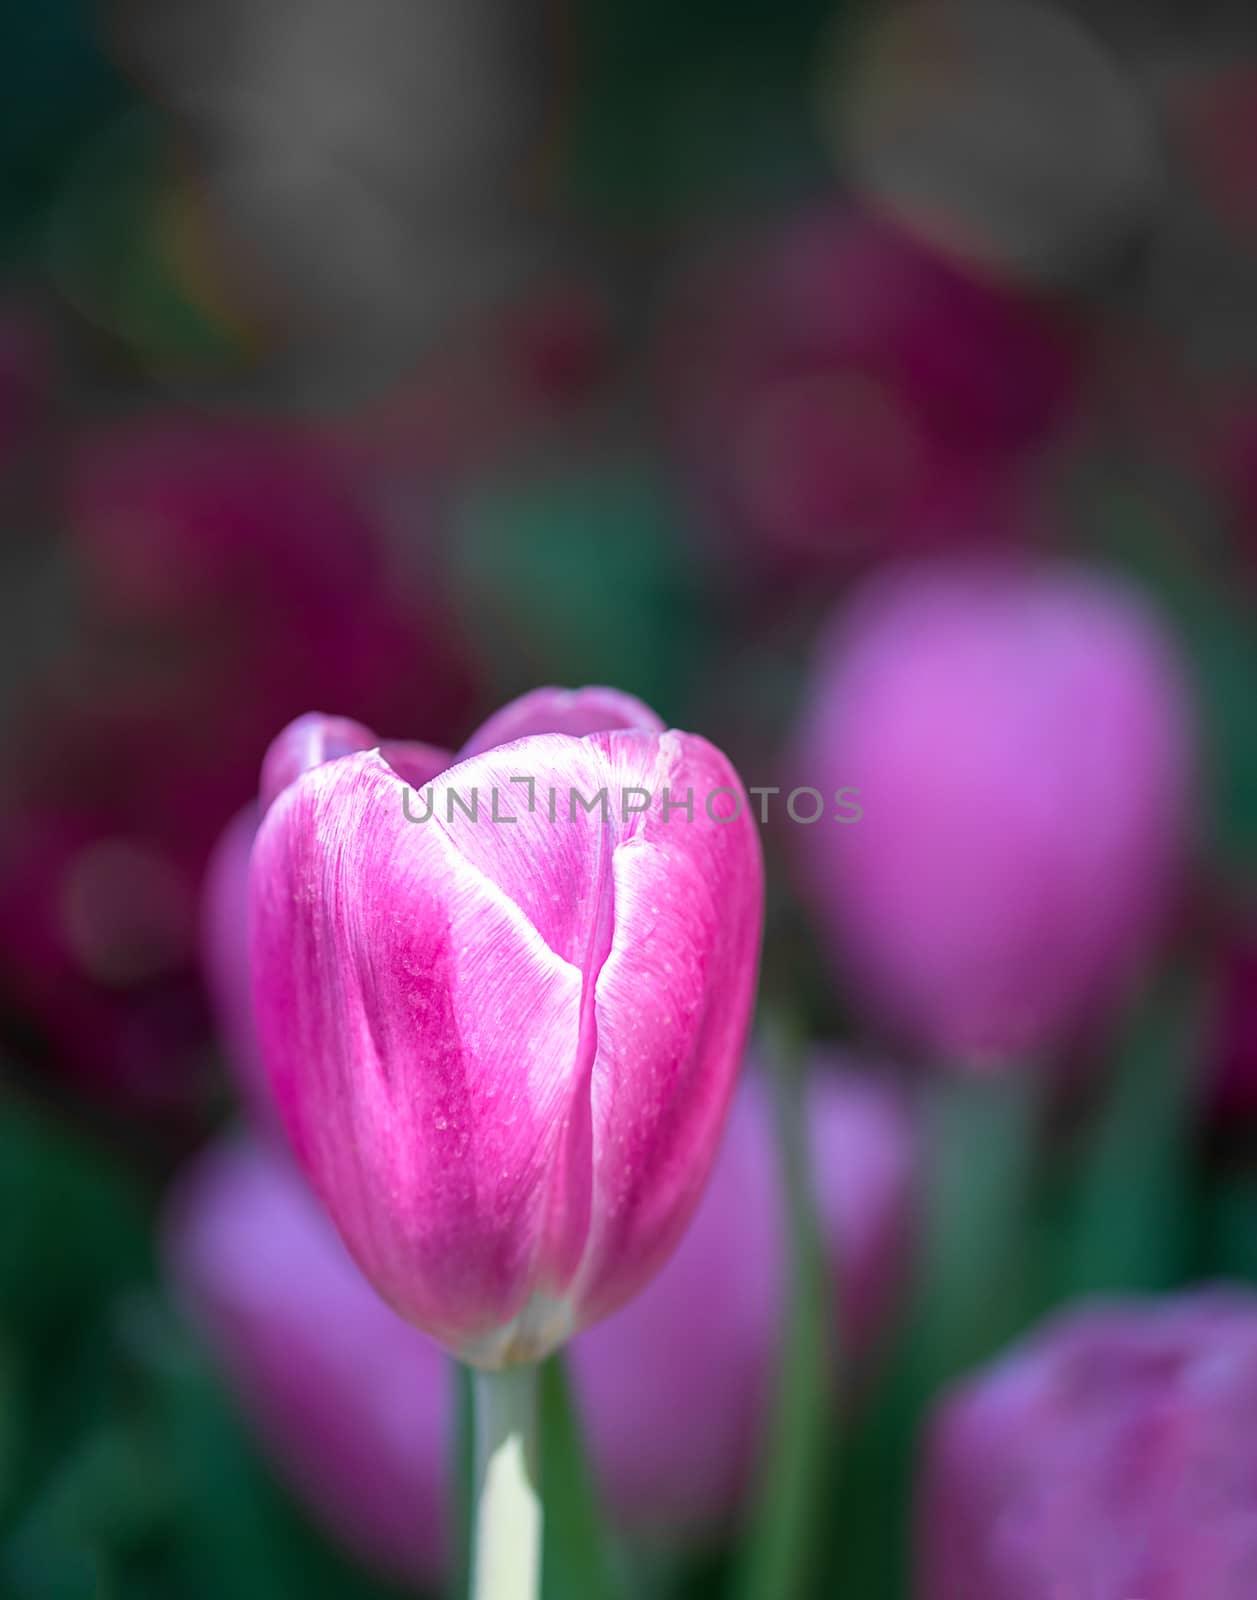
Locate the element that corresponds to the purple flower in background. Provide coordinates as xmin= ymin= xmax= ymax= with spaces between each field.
xmin=248 ymin=690 xmax=763 ymax=1364
xmin=165 ymin=1138 xmax=451 ymax=1589
xmin=661 ymin=208 xmax=1080 ymax=579
xmin=165 ymin=1062 xmax=915 ymax=1579
xmin=918 ymin=1291 xmax=1257 ymax=1598
xmin=570 ymin=1062 xmax=917 ymax=1533
xmin=791 ymin=560 xmax=1195 ymax=1067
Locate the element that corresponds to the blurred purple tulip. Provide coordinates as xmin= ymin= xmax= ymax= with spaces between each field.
xmin=249 ymin=694 xmax=763 ymax=1364
xmin=791 ymin=560 xmax=1195 ymax=1067
xmin=166 ymin=1063 xmax=915 ymax=1580
xmin=571 ymin=1062 xmax=917 ymax=1533
xmin=166 ymin=1138 xmax=452 ymax=1589
xmin=918 ymin=1291 xmax=1257 ymax=1598
xmin=662 ymin=209 xmax=1080 ymax=579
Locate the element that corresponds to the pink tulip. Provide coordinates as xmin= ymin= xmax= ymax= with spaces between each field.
xmin=165 ymin=1064 xmax=914 ymax=1579
xmin=791 ymin=560 xmax=1195 ymax=1066
xmin=661 ymin=208 xmax=1080 ymax=578
xmin=918 ymin=1291 xmax=1257 ymax=1598
xmin=202 ymin=691 xmax=665 ymax=1127
xmin=248 ymin=693 xmax=764 ymax=1364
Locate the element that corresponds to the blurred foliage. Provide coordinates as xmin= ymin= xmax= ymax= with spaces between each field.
xmin=0 ymin=1096 xmax=411 ymax=1600
xmin=0 ymin=0 xmax=128 ymax=254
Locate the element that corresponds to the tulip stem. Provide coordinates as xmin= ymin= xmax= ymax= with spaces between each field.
xmin=470 ymin=1363 xmax=542 ymax=1600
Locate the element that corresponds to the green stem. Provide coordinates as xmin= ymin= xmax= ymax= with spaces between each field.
xmin=470 ymin=1364 xmax=542 ymax=1600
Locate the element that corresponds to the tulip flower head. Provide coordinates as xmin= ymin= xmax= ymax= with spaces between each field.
xmin=919 ymin=1291 xmax=1257 ymax=1598
xmin=248 ymin=690 xmax=764 ymax=1366
xmin=792 ymin=561 xmax=1195 ymax=1067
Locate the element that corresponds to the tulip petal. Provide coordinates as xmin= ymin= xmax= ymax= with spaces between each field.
xmin=260 ymin=714 xmax=380 ymax=814
xmin=260 ymin=711 xmax=453 ymax=815
xmin=460 ymin=685 xmax=663 ymax=758
xmin=573 ymin=730 xmax=764 ymax=1324
xmin=252 ymin=748 xmax=591 ymax=1352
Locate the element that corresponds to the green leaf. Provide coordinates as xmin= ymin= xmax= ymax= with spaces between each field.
xmin=830 ymin=1066 xmax=1041 ymax=1598
xmin=539 ymin=1356 xmax=626 ymax=1600
xmin=1060 ymin=971 xmax=1206 ymax=1298
xmin=1089 ymin=486 xmax=1257 ymax=870
xmin=450 ymin=1364 xmax=475 ymax=1600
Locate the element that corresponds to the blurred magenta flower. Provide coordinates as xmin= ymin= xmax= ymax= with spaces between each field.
xmin=918 ymin=1290 xmax=1257 ymax=1597
xmin=58 ymin=415 xmax=472 ymax=845
xmin=166 ymin=1063 xmax=914 ymax=1577
xmin=0 ymin=807 xmax=209 ymax=1107
xmin=661 ymin=209 xmax=1080 ymax=578
xmin=791 ymin=561 xmax=1195 ymax=1066
xmin=0 ymin=413 xmax=474 ymax=1100
xmin=249 ymin=694 xmax=764 ymax=1364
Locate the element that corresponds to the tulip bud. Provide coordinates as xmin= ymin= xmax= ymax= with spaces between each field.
xmin=249 ymin=696 xmax=764 ymax=1365
xmin=791 ymin=561 xmax=1195 ymax=1066
xmin=165 ymin=1063 xmax=914 ymax=1576
xmin=202 ymin=690 xmax=665 ymax=1129
xmin=918 ymin=1291 xmax=1257 ymax=1597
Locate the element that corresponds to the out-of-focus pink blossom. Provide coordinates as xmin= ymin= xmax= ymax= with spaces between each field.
xmin=661 ymin=209 xmax=1081 ymax=579
xmin=0 ymin=808 xmax=209 ymax=1107
xmin=166 ymin=1063 xmax=914 ymax=1577
xmin=918 ymin=1290 xmax=1257 ymax=1598
xmin=165 ymin=1138 xmax=451 ymax=1589
xmin=791 ymin=560 xmax=1195 ymax=1067
xmin=57 ymin=415 xmax=471 ymax=844
xmin=249 ymin=695 xmax=764 ymax=1364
